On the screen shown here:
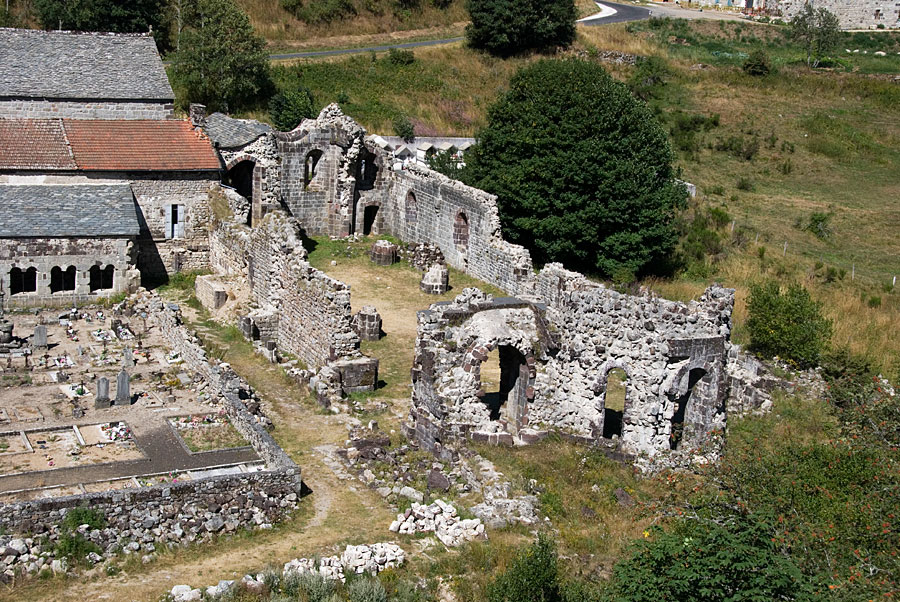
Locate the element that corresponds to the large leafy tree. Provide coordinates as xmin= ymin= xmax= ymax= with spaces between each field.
xmin=171 ymin=0 xmax=271 ymax=113
xmin=466 ymin=0 xmax=576 ymax=57
xmin=465 ymin=59 xmax=687 ymax=278
xmin=790 ymin=2 xmax=841 ymax=68
xmin=33 ymin=0 xmax=171 ymax=50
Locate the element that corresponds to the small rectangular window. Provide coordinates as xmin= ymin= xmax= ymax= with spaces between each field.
xmin=167 ymin=204 xmax=186 ymax=239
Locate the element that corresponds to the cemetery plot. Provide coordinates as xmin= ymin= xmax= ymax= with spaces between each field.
xmin=170 ymin=413 xmax=249 ymax=452
xmin=0 ymin=425 xmax=143 ymax=474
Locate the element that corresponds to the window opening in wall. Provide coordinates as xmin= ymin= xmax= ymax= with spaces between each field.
xmin=454 ymin=211 xmax=469 ymax=249
xmin=8 ymin=267 xmax=35 ymax=295
xmin=89 ymin=265 xmax=115 ymax=292
xmin=363 ymin=204 xmax=379 ymax=236
xmin=166 ymin=204 xmax=185 ymax=239
xmin=63 ymin=266 xmax=76 ymax=291
xmin=50 ymin=266 xmax=63 ymax=293
xmin=304 ymin=150 xmax=323 ymax=188
xmin=670 ymin=368 xmax=706 ymax=450
xmin=406 ymin=191 xmax=418 ymax=224
xmin=358 ymin=153 xmax=378 ymax=190
xmin=479 ymin=345 xmax=527 ymax=428
xmin=602 ymin=368 xmax=627 ymax=439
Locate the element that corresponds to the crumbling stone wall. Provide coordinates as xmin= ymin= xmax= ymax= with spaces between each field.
xmin=219 ymin=133 xmax=282 ymax=227
xmin=0 ymin=237 xmax=139 ymax=306
xmin=407 ymin=285 xmax=738 ymax=460
xmin=278 ymin=105 xmax=389 ymax=237
xmin=767 ymin=0 xmax=899 ymax=29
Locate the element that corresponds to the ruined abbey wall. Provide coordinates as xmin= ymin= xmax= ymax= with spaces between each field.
xmin=770 ymin=0 xmax=899 ymax=29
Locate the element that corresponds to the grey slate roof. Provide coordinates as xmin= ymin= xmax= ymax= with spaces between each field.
xmin=0 ymin=184 xmax=140 ymax=237
xmin=202 ymin=112 xmax=271 ymax=149
xmin=0 ymin=28 xmax=173 ymax=101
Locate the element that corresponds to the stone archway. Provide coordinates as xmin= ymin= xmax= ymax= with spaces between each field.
xmin=467 ymin=342 xmax=533 ymax=435
xmin=594 ymin=359 xmax=635 ymax=442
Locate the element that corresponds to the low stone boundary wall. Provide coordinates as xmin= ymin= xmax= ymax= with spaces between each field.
xmin=0 ymin=292 xmax=302 ymax=580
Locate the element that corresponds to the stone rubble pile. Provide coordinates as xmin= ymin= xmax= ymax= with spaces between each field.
xmin=389 ymin=499 xmax=485 ymax=546
xmin=169 ymin=542 xmax=405 ymax=599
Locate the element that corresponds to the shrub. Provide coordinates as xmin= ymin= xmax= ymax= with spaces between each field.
xmin=466 ymin=0 xmax=576 ymax=57
xmin=794 ymin=211 xmax=832 ymax=239
xmin=742 ymin=48 xmax=772 ymax=76
xmin=347 ymin=576 xmax=388 ymax=602
xmin=63 ymin=506 xmax=106 ymax=531
xmin=54 ymin=533 xmax=100 ymax=562
xmin=736 ymin=176 xmax=754 ymax=191
xmin=611 ymin=516 xmax=813 ymax=602
xmin=746 ymin=280 xmax=832 ymax=367
xmin=487 ymin=535 xmax=560 ymax=602
xmin=392 ymin=114 xmax=416 ymax=142
xmin=269 ymin=87 xmax=316 ymax=132
xmin=283 ymin=570 xmax=334 ymax=601
xmin=282 ymin=0 xmax=357 ymax=23
xmin=629 ymin=56 xmax=671 ymax=101
xmin=714 ymin=135 xmax=759 ymax=161
xmin=778 ymin=158 xmax=793 ymax=175
xmin=387 ymin=48 xmax=416 ymax=65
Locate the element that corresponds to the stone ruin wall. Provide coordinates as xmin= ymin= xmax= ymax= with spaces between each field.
xmin=768 ymin=0 xmax=899 ymax=29
xmin=0 ymin=237 xmax=139 ymax=307
xmin=407 ymin=285 xmax=742 ymax=461
xmin=208 ymin=210 xmax=364 ymax=372
xmin=219 ymin=132 xmax=282 ymax=227
xmin=0 ymin=293 xmax=302 ymax=566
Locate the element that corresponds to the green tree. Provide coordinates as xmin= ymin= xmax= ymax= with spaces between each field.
xmin=269 ymin=87 xmax=316 ymax=131
xmin=745 ymin=280 xmax=832 ymax=367
xmin=465 ymin=0 xmax=576 ymax=57
xmin=465 ymin=59 xmax=687 ymax=277
xmin=392 ymin=114 xmax=415 ymax=143
xmin=742 ymin=48 xmax=772 ymax=76
xmin=790 ymin=2 xmax=841 ymax=68
xmin=33 ymin=0 xmax=171 ymax=50
xmin=171 ymin=0 xmax=271 ymax=112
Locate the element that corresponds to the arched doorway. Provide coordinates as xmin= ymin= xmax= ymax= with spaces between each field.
xmin=225 ymin=160 xmax=255 ymax=226
xmin=363 ymin=204 xmax=380 ymax=235
xmin=602 ymin=368 xmax=628 ymax=439
xmin=476 ymin=344 xmax=529 ymax=434
xmin=669 ymin=367 xmax=707 ymax=450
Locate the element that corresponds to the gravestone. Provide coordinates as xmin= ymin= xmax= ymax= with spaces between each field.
xmin=123 ymin=347 xmax=134 ymax=368
xmin=115 ymin=370 xmax=131 ymax=406
xmin=95 ymin=377 xmax=111 ymax=409
xmin=33 ymin=325 xmax=48 ymax=349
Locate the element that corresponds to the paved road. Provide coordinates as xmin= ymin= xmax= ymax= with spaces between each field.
xmin=580 ymin=1 xmax=653 ymax=25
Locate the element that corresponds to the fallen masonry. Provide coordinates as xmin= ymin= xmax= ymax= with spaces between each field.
xmin=169 ymin=542 xmax=406 ymax=600
xmin=390 ymin=499 xmax=486 ymax=546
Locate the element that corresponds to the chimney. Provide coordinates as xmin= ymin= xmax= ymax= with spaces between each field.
xmin=189 ymin=104 xmax=207 ymax=127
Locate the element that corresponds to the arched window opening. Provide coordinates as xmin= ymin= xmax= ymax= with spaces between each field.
xmin=50 ymin=267 xmax=64 ymax=293
xmin=602 ymin=368 xmax=628 ymax=439
xmin=670 ymin=368 xmax=706 ymax=450
xmin=9 ymin=268 xmax=23 ymax=295
xmin=406 ymin=191 xmax=418 ymax=224
xmin=478 ymin=345 xmax=528 ymax=430
xmin=89 ymin=265 xmax=102 ymax=292
xmin=363 ymin=204 xmax=380 ymax=236
xmin=453 ymin=211 xmax=469 ymax=249
xmin=88 ymin=265 xmax=115 ymax=292
xmin=358 ymin=153 xmax=378 ymax=190
xmin=63 ymin=266 xmax=76 ymax=291
xmin=304 ymin=150 xmax=323 ymax=188
xmin=23 ymin=267 xmax=36 ymax=293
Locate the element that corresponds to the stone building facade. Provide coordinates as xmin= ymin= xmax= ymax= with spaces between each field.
xmin=0 ymin=28 xmax=175 ymax=120
xmin=0 ymin=184 xmax=140 ymax=305
xmin=767 ymin=0 xmax=900 ymax=29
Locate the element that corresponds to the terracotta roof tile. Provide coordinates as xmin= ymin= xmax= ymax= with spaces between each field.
xmin=64 ymin=120 xmax=221 ymax=171
xmin=0 ymin=118 xmax=75 ymax=170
